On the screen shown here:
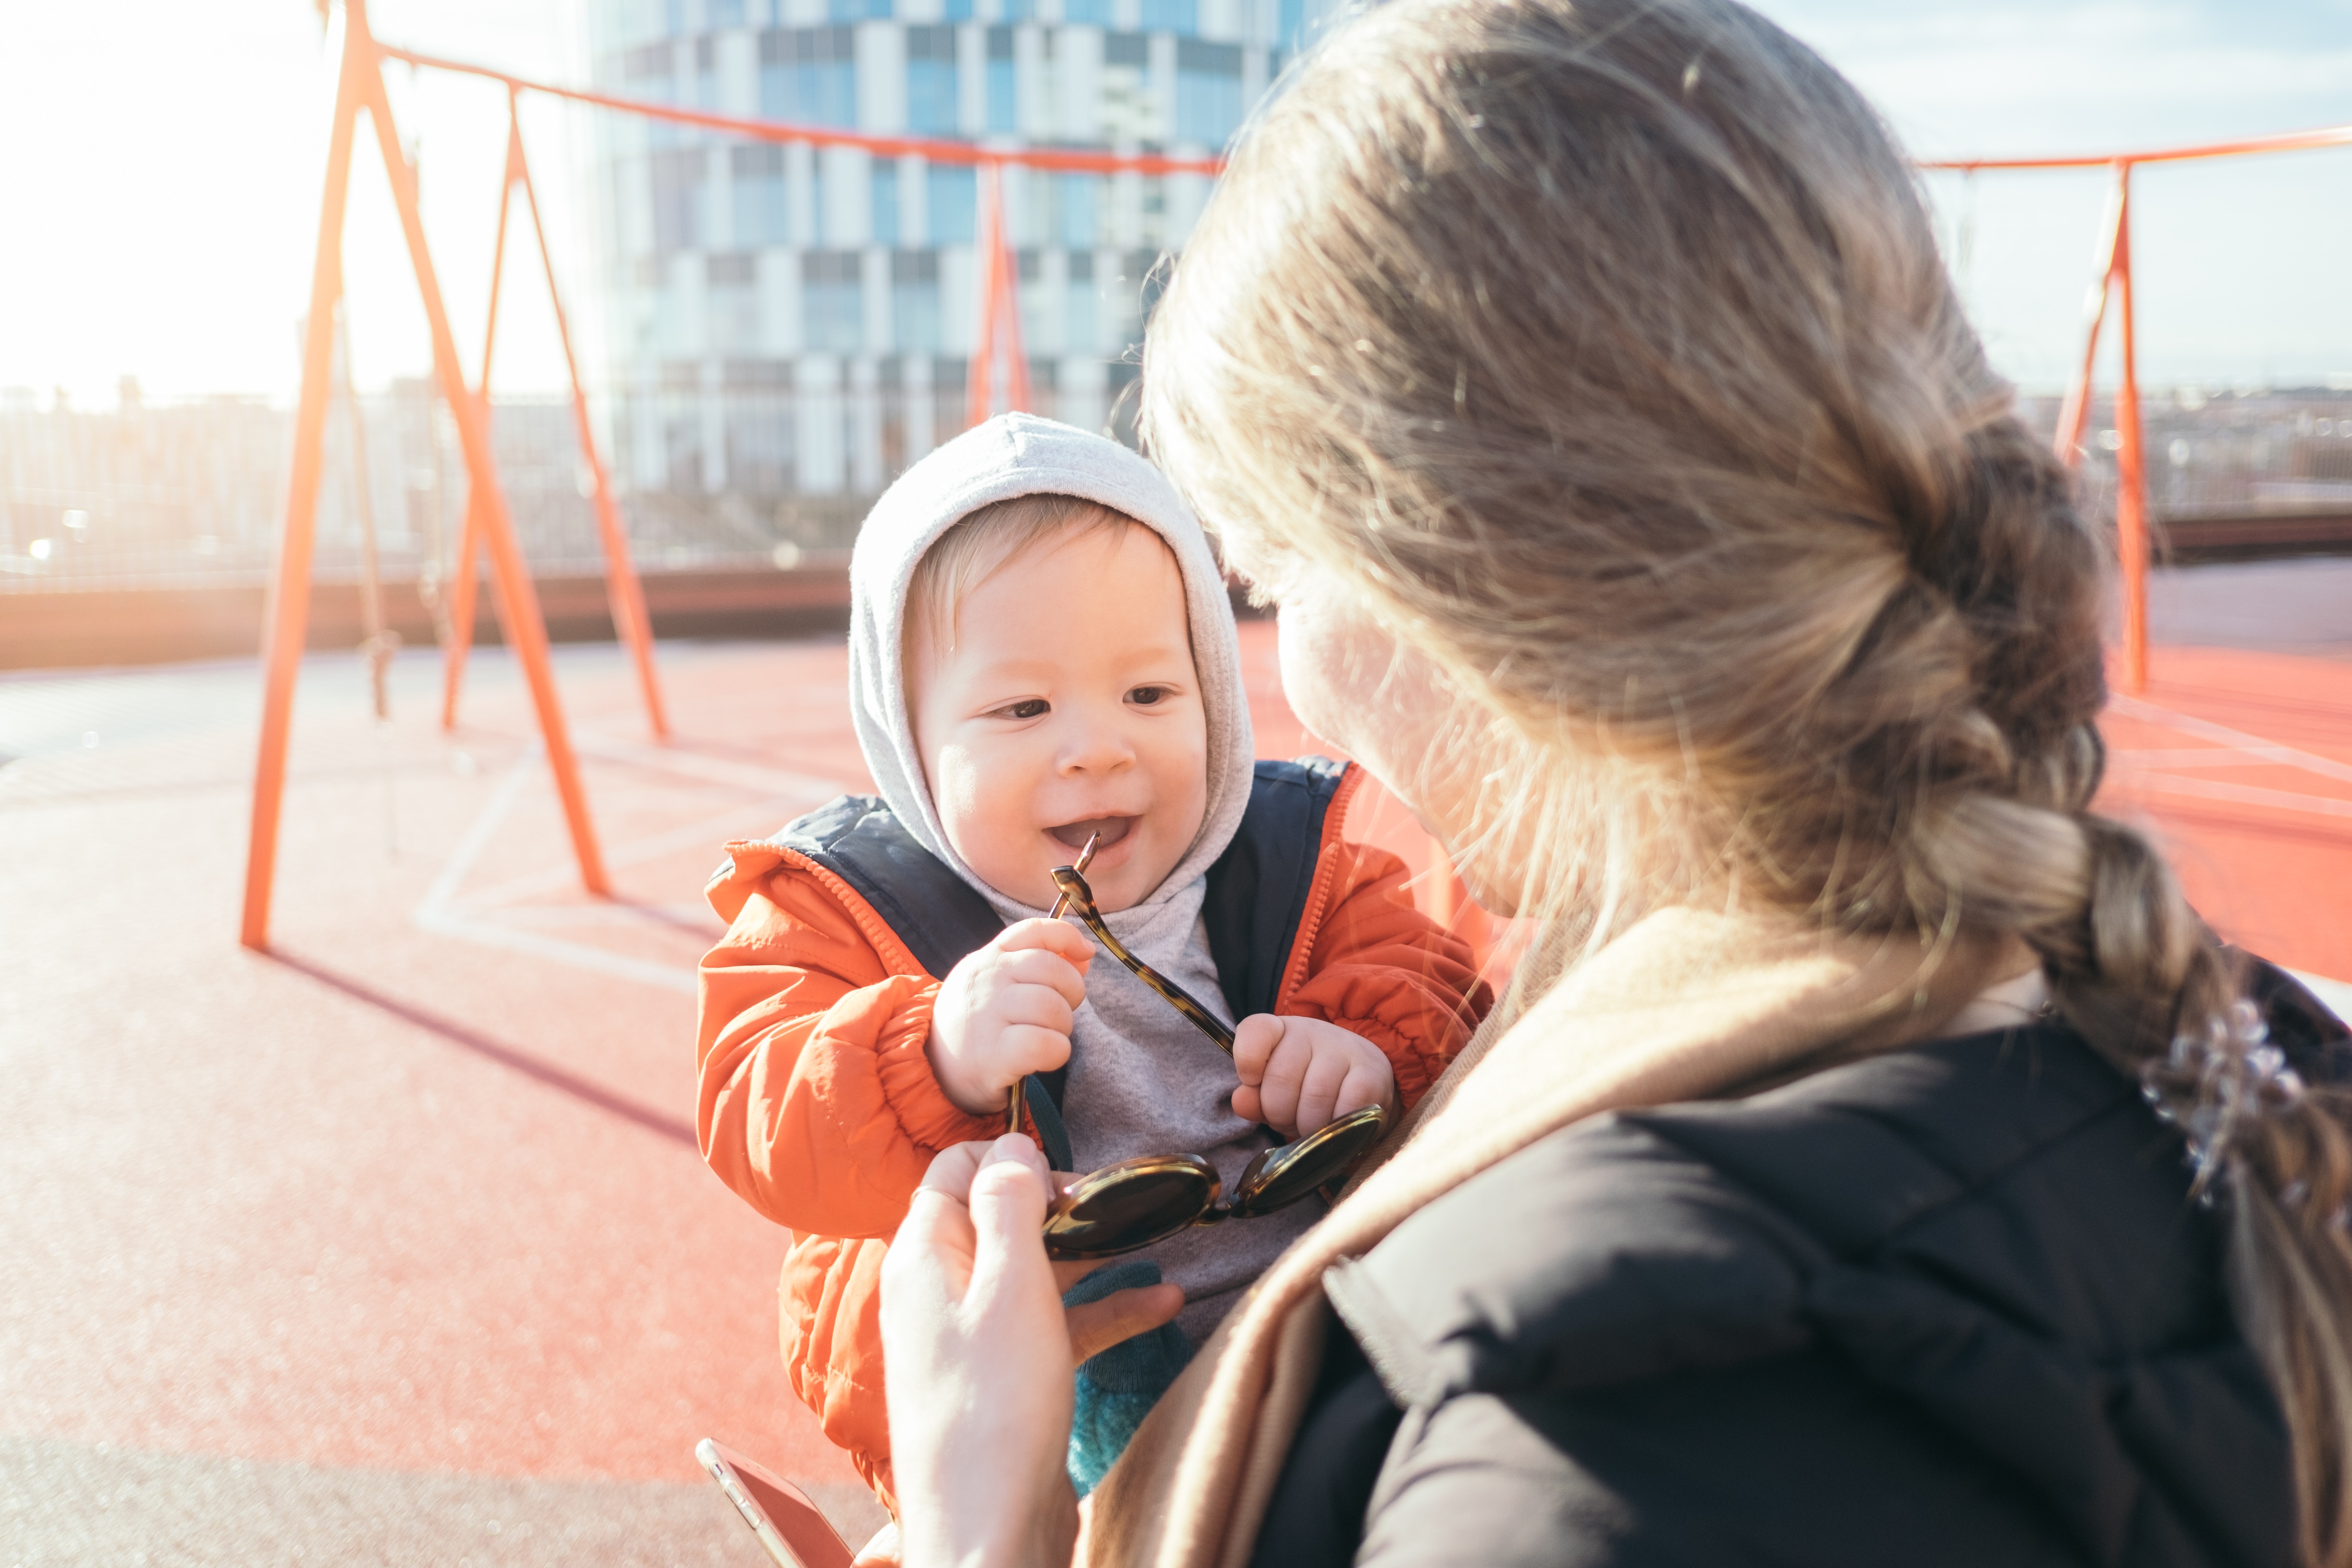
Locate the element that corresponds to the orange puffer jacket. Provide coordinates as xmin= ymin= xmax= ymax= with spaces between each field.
xmin=695 ymin=761 xmax=1491 ymax=1513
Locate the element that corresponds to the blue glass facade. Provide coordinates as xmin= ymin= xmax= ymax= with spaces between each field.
xmin=591 ymin=0 xmax=1332 ymax=499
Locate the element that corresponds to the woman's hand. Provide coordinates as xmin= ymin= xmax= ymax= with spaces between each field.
xmin=879 ymin=1137 xmax=1102 ymax=1568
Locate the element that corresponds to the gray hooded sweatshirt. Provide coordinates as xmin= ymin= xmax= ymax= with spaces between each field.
xmin=847 ymin=413 xmax=1322 ymax=1343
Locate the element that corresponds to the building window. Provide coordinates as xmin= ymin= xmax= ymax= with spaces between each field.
xmin=1066 ymin=247 xmax=1097 ymax=355
xmin=650 ymin=147 xmax=707 ymax=252
xmin=906 ymin=25 xmax=958 ymax=135
xmin=624 ymin=42 xmax=673 ymax=83
xmin=694 ymin=35 xmax=718 ymax=106
xmin=732 ymin=144 xmax=789 ymax=245
xmin=985 ymin=26 xmax=1017 ymax=135
xmin=892 ymin=249 xmax=942 ymax=355
xmin=829 ymin=0 xmax=891 ymax=17
xmin=804 ymin=250 xmax=865 ymax=353
xmin=1175 ymin=38 xmax=1242 ymax=145
xmin=709 ymin=0 xmax=747 ymax=24
xmin=927 ymin=163 xmax=976 ymax=245
xmin=872 ymin=161 xmax=902 ymax=246
xmin=709 ymin=253 xmax=760 ymax=347
xmin=723 ymin=358 xmax=794 ymax=496
xmin=1065 ymin=0 xmax=1111 ymax=22
xmin=1054 ymin=173 xmax=1098 ymax=249
xmin=1102 ymin=29 xmax=1152 ymax=142
xmin=759 ymin=26 xmax=858 ymax=127
xmin=1140 ymin=0 xmax=1195 ymax=34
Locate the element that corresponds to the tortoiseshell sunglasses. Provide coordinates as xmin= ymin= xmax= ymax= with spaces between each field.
xmin=1025 ymin=858 xmax=1390 ymax=1260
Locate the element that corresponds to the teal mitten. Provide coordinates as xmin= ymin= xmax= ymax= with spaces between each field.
xmin=1062 ymin=1260 xmax=1195 ymax=1498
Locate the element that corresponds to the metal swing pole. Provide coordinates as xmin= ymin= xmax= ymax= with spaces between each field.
xmin=355 ymin=0 xmax=609 ymax=894
xmin=511 ymin=92 xmax=669 ymax=739
xmin=240 ymin=5 xmax=368 ymax=950
xmin=436 ymin=94 xmax=521 ymax=731
xmin=2046 ymin=163 xmax=2148 ymax=695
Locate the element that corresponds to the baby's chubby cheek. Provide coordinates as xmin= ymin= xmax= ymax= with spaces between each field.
xmin=929 ymin=744 xmax=1045 ymax=898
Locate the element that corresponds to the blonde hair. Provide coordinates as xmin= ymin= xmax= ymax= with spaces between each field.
xmin=1142 ymin=0 xmax=2352 ymax=1557
xmin=905 ymin=493 xmax=1136 ymax=658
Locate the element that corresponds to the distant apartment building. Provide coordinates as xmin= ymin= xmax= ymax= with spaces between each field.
xmin=582 ymin=0 xmax=1323 ymax=521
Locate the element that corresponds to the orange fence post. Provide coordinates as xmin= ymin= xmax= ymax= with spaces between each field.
xmin=2052 ymin=175 xmax=2124 ymax=466
xmin=964 ymin=162 xmax=1029 ymax=428
xmin=2110 ymin=163 xmax=2150 ymax=695
xmin=514 ymin=98 xmax=670 ymax=739
xmin=241 ymin=9 xmax=367 ymax=951
xmin=354 ymin=0 xmax=609 ymax=894
xmin=966 ymin=162 xmax=1004 ymax=429
xmin=998 ymin=167 xmax=1033 ymax=416
xmin=438 ymin=101 xmax=520 ymax=730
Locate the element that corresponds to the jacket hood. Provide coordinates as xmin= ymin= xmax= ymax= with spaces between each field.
xmin=846 ymin=413 xmax=1255 ymax=916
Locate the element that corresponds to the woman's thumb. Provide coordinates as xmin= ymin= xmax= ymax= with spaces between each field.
xmin=965 ymin=1136 xmax=1050 ymax=1269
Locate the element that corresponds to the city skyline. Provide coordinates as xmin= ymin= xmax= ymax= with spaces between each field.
xmin=3 ymin=0 xmax=2348 ymax=405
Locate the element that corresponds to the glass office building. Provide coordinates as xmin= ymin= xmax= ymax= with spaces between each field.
xmin=583 ymin=0 xmax=1321 ymax=542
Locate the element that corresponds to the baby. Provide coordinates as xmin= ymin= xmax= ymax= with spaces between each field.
xmin=695 ymin=415 xmax=1490 ymax=1515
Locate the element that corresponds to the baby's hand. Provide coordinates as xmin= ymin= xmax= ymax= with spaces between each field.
xmin=1231 ymin=1016 xmax=1396 ymax=1140
xmin=927 ymin=919 xmax=1094 ymax=1117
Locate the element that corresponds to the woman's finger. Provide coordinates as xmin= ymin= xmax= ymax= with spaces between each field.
xmin=1066 ymin=1282 xmax=1186 ymax=1365
xmin=964 ymin=1134 xmax=1054 ymax=1302
xmin=914 ymin=1138 xmax=1003 ymax=1203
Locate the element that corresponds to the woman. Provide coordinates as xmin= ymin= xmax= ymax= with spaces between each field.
xmin=878 ymin=0 xmax=2352 ymax=1563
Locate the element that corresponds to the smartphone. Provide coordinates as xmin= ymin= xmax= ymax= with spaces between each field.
xmin=696 ymin=1437 xmax=858 ymax=1568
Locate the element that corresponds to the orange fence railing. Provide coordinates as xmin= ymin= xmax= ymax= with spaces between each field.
xmin=1919 ymin=123 xmax=2352 ymax=694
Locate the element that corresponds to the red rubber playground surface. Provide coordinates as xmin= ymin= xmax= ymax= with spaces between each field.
xmin=4 ymin=567 xmax=2349 ymax=1564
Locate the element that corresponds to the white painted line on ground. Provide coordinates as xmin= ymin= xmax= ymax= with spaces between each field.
xmin=454 ymin=796 xmax=829 ymax=910
xmin=413 ymin=747 xmax=702 ymax=995
xmin=2108 ymin=747 xmax=2313 ymax=769
xmin=2109 ymin=694 xmax=2352 ymax=788
xmin=571 ymin=734 xmax=843 ymax=802
xmin=2132 ymin=773 xmax=2352 ymax=821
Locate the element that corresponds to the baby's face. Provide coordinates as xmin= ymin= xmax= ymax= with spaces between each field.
xmin=909 ymin=525 xmax=1209 ymax=914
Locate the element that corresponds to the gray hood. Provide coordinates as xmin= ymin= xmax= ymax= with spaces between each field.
xmin=845 ymin=413 xmax=1255 ymax=918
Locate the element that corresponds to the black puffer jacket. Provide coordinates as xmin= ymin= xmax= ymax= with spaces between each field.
xmin=1254 ymin=965 xmax=2349 ymax=1568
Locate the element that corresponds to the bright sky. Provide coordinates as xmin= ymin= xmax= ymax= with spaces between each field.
xmin=2 ymin=0 xmax=2347 ymax=404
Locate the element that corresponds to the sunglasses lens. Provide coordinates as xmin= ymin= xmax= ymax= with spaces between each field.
xmin=1042 ymin=1153 xmax=1219 ymax=1260
xmin=1233 ymin=1103 xmax=1390 ymax=1217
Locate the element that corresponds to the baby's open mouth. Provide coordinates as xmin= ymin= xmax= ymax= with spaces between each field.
xmin=1049 ymin=816 xmax=1136 ymax=852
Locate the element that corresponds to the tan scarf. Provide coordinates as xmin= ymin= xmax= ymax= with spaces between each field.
xmin=1076 ymin=906 xmax=2024 ymax=1568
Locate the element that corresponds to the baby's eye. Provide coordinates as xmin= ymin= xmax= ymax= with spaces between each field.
xmin=1001 ymin=698 xmax=1049 ymax=720
xmin=1127 ymin=686 xmax=1172 ymax=707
